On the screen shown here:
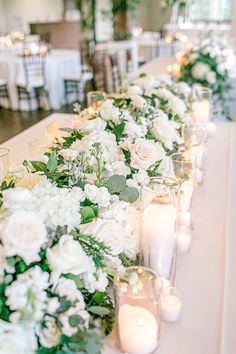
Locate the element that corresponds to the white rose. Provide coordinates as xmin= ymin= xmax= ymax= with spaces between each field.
xmin=130 ymin=94 xmax=147 ymax=110
xmin=191 ymin=62 xmax=210 ymax=80
xmin=206 ymin=71 xmax=216 ymax=84
xmin=129 ymin=138 xmax=165 ymax=170
xmin=2 ymin=187 xmax=32 ymax=209
xmin=60 ymin=148 xmax=78 ymax=161
xmin=0 ymin=321 xmax=37 ymax=354
xmin=46 ymin=235 xmax=91 ymax=284
xmin=84 ymin=184 xmax=110 ymax=207
xmin=38 ymin=316 xmax=61 ymax=348
xmin=0 ymin=211 xmax=47 ymax=264
xmin=100 ymin=100 xmax=120 ymax=124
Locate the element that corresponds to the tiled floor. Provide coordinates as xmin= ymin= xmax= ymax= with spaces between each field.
xmin=0 ymin=105 xmax=74 ymax=144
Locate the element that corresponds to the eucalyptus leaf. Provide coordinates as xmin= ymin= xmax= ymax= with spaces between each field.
xmin=106 ymin=174 xmax=126 ymax=194
xmin=87 ymin=306 xmax=110 ymax=317
xmin=31 ymin=161 xmax=47 ymax=172
xmin=69 ymin=314 xmax=81 ymax=327
xmin=47 ymin=151 xmax=58 ymax=174
xmin=119 ymin=187 xmax=139 ymax=203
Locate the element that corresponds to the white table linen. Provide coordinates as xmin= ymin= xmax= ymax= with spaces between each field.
xmin=0 ymin=113 xmax=235 ymax=354
xmin=0 ymin=49 xmax=80 ymax=110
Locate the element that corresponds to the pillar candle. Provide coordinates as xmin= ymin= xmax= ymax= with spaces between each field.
xmin=161 ymin=295 xmax=182 ymax=322
xmin=192 ymin=99 xmax=211 ymax=124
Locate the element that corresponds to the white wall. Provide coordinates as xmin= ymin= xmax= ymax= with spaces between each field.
xmin=3 ymin=0 xmax=64 ymax=33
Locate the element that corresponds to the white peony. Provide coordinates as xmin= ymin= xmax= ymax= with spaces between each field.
xmin=60 ymin=148 xmax=78 ymax=161
xmin=84 ymin=184 xmax=111 ymax=207
xmin=129 ymin=138 xmax=166 ymax=170
xmin=100 ymin=100 xmax=120 ymax=124
xmin=191 ymin=62 xmax=210 ymax=80
xmin=37 ymin=316 xmax=61 ymax=348
xmin=0 ymin=321 xmax=37 ymax=354
xmin=151 ymin=110 xmax=179 ymax=150
xmin=129 ymin=94 xmax=147 ymax=110
xmin=46 ymin=235 xmax=91 ymax=284
xmin=2 ymin=187 xmax=32 ymax=210
xmin=0 ymin=211 xmax=47 ymax=264
xmin=124 ymin=120 xmax=147 ymax=138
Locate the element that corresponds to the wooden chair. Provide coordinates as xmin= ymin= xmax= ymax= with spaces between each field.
xmin=64 ymin=40 xmax=94 ymax=105
xmin=92 ymin=51 xmax=107 ymax=92
xmin=17 ymin=54 xmax=50 ymax=111
xmin=0 ymin=79 xmax=10 ymax=109
xmin=126 ymin=48 xmax=134 ymax=73
xmin=109 ymin=52 xmax=122 ymax=92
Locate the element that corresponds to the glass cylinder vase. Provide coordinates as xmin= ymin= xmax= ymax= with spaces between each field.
xmin=0 ymin=148 xmax=9 ymax=177
xmin=141 ymin=177 xmax=179 ymax=284
xmin=114 ymin=266 xmax=160 ymax=354
xmin=191 ymin=86 xmax=212 ymax=125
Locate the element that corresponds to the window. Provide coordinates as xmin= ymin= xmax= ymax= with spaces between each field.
xmin=188 ymin=0 xmax=233 ymax=22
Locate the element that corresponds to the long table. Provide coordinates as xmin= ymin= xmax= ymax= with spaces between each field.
xmin=1 ymin=112 xmax=236 ymax=354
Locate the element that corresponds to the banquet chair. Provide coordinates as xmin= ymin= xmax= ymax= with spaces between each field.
xmin=109 ymin=52 xmax=122 ymax=92
xmin=64 ymin=40 xmax=94 ymax=105
xmin=0 ymin=79 xmax=10 ymax=109
xmin=17 ymin=54 xmax=50 ymax=111
xmin=126 ymin=49 xmax=134 ymax=73
xmin=92 ymin=51 xmax=107 ymax=92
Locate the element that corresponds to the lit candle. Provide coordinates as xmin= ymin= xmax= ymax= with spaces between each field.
xmin=119 ymin=304 xmax=159 ymax=354
xmin=177 ymin=230 xmax=191 ymax=253
xmin=142 ymin=202 xmax=176 ymax=278
xmin=192 ymin=99 xmax=211 ymax=124
xmin=178 ymin=211 xmax=192 ymax=228
xmin=207 ymin=122 xmax=217 ymax=137
xmin=161 ymin=294 xmax=182 ymax=322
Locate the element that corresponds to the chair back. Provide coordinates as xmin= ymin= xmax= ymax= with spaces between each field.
xmin=109 ymin=52 xmax=122 ymax=92
xmin=22 ymin=54 xmax=46 ymax=88
xmin=80 ymin=39 xmax=95 ymax=68
xmin=126 ymin=48 xmax=133 ymax=73
xmin=92 ymin=51 xmax=106 ymax=91
xmin=40 ymin=32 xmax=51 ymax=44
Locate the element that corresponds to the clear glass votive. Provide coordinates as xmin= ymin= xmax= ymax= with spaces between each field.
xmin=160 ymin=286 xmax=183 ymax=323
xmin=182 ymin=123 xmax=208 ymax=150
xmin=0 ymin=148 xmax=10 ymax=176
xmin=87 ymin=91 xmax=107 ymax=111
xmin=114 ymin=266 xmax=161 ymax=354
xmin=141 ymin=177 xmax=180 ymax=284
xmin=191 ymin=86 xmax=212 ymax=125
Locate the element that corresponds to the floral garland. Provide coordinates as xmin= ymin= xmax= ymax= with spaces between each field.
xmin=0 ymin=76 xmax=194 ymax=353
xmin=178 ymin=34 xmax=234 ymax=120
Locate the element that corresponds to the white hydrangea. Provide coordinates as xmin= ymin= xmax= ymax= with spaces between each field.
xmin=0 ymin=321 xmax=37 ymax=354
xmin=59 ymin=303 xmax=90 ymax=336
xmin=129 ymin=94 xmax=147 ymax=110
xmin=100 ymin=100 xmax=121 ymax=124
xmin=191 ymin=62 xmax=210 ymax=80
xmin=6 ymin=266 xmax=49 ymax=322
xmin=84 ymin=184 xmax=111 ymax=207
xmin=127 ymin=85 xmax=143 ymax=96
xmin=108 ymin=160 xmax=131 ymax=177
xmin=30 ymin=179 xmax=84 ymax=230
xmin=151 ymin=110 xmax=180 ymax=149
xmin=124 ymin=120 xmax=147 ymax=138
xmin=83 ymin=269 xmax=108 ymax=293
xmin=55 ymin=277 xmax=85 ymax=303
xmin=2 ymin=187 xmax=32 ymax=210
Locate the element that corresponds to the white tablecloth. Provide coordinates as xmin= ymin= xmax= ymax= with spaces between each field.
xmin=0 ymin=49 xmax=80 ymax=110
xmin=0 ymin=113 xmax=235 ymax=354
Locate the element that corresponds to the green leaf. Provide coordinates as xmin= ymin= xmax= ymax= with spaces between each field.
xmin=47 ymin=151 xmax=58 ymax=174
xmin=119 ymin=187 xmax=139 ymax=203
xmin=63 ymin=274 xmax=84 ymax=288
xmin=31 ymin=161 xmax=47 ymax=172
xmin=80 ymin=206 xmax=98 ymax=224
xmin=113 ymin=121 xmax=125 ymax=142
xmin=69 ymin=314 xmax=81 ymax=327
xmin=87 ymin=306 xmax=110 ymax=317
xmin=57 ymin=297 xmax=71 ymax=314
xmin=59 ymin=127 xmax=74 ymax=133
xmin=106 ymin=174 xmax=126 ymax=194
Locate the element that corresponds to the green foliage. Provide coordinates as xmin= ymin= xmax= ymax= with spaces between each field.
xmin=80 ymin=205 xmax=98 ymax=224
xmin=106 ymin=174 xmax=126 ymax=194
xmin=0 ymin=179 xmax=15 ymax=208
xmin=119 ymin=186 xmax=139 ymax=203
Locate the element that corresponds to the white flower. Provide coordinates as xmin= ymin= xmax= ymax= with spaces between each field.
xmin=37 ymin=316 xmax=61 ymax=348
xmin=124 ymin=120 xmax=147 ymax=138
xmin=151 ymin=110 xmax=180 ymax=150
xmin=55 ymin=277 xmax=85 ymax=303
xmin=134 ymin=169 xmax=150 ymax=185
xmin=6 ymin=266 xmax=49 ymax=322
xmin=127 ymin=85 xmax=143 ymax=96
xmin=2 ymin=187 xmax=32 ymax=210
xmin=0 ymin=211 xmax=47 ymax=264
xmin=206 ymin=71 xmax=216 ymax=84
xmin=130 ymin=94 xmax=147 ymax=110
xmin=59 ymin=303 xmax=90 ymax=336
xmin=0 ymin=321 xmax=37 ymax=354
xmin=83 ymin=269 xmax=108 ymax=293
xmin=60 ymin=148 xmax=78 ymax=161
xmin=174 ymin=82 xmax=192 ymax=96
xmin=100 ymin=100 xmax=120 ymax=124
xmin=109 ymin=161 xmax=131 ymax=176
xmin=168 ymin=95 xmax=187 ymax=118
xmin=84 ymin=184 xmax=111 ymax=207
xmin=47 ymin=297 xmax=60 ymax=314
xmin=46 ymin=235 xmax=91 ymax=284
xmin=191 ymin=62 xmax=210 ymax=80
xmin=217 ymin=62 xmax=226 ymax=73
xmin=129 ymin=138 xmax=166 ymax=170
